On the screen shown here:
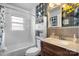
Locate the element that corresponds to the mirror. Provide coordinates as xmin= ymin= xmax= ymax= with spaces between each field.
xmin=62 ymin=3 xmax=79 ymax=27
xmin=50 ymin=16 xmax=57 ymax=26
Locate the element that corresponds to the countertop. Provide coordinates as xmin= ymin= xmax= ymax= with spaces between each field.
xmin=42 ymin=38 xmax=79 ymax=53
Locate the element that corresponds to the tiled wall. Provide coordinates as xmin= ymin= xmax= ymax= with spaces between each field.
xmin=61 ymin=27 xmax=79 ymax=38
xmin=48 ymin=27 xmax=79 ymax=38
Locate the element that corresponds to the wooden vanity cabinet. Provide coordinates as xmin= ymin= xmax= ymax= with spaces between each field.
xmin=41 ymin=41 xmax=79 ymax=56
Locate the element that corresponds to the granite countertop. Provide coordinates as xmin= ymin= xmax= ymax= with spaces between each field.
xmin=42 ymin=38 xmax=79 ymax=53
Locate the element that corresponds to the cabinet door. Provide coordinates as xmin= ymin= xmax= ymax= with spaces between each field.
xmin=41 ymin=41 xmax=58 ymax=56
xmin=41 ymin=41 xmax=79 ymax=56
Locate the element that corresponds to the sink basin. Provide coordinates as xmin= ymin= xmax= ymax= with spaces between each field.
xmin=46 ymin=38 xmax=58 ymax=40
xmin=46 ymin=38 xmax=70 ymax=45
xmin=59 ymin=41 xmax=69 ymax=45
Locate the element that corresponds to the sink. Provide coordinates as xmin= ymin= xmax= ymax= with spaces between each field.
xmin=46 ymin=38 xmax=59 ymax=40
xmin=46 ymin=38 xmax=70 ymax=45
xmin=59 ymin=40 xmax=69 ymax=45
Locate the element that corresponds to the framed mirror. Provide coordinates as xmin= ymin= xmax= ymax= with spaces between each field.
xmin=50 ymin=16 xmax=57 ymax=26
xmin=62 ymin=3 xmax=79 ymax=27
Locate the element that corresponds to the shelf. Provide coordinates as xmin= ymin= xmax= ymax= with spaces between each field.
xmin=36 ymin=3 xmax=48 ymax=18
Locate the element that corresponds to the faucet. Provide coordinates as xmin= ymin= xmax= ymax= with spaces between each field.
xmin=73 ymin=34 xmax=77 ymax=43
xmin=59 ymin=34 xmax=64 ymax=40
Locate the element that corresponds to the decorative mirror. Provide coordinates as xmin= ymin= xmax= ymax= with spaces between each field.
xmin=50 ymin=16 xmax=57 ymax=26
xmin=62 ymin=3 xmax=79 ymax=27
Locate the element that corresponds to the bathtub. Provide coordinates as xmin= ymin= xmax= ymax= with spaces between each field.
xmin=3 ymin=43 xmax=35 ymax=56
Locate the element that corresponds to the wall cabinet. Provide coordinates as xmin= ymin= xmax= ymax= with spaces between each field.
xmin=36 ymin=3 xmax=48 ymax=18
xmin=41 ymin=41 xmax=79 ymax=56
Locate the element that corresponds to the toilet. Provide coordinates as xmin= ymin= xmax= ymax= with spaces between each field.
xmin=25 ymin=39 xmax=41 ymax=56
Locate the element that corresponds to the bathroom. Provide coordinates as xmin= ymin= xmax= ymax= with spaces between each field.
xmin=0 ymin=3 xmax=79 ymax=56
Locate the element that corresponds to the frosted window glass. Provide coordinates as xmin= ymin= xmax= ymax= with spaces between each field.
xmin=11 ymin=16 xmax=23 ymax=23
xmin=11 ymin=16 xmax=24 ymax=31
xmin=12 ymin=23 xmax=23 ymax=27
xmin=12 ymin=19 xmax=23 ymax=23
xmin=12 ymin=26 xmax=24 ymax=31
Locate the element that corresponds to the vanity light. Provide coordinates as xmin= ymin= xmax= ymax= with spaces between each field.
xmin=56 ymin=3 xmax=61 ymax=5
xmin=49 ymin=3 xmax=61 ymax=8
xmin=49 ymin=3 xmax=54 ymax=8
xmin=62 ymin=4 xmax=67 ymax=8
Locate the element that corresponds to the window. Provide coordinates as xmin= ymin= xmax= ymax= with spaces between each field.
xmin=11 ymin=16 xmax=24 ymax=31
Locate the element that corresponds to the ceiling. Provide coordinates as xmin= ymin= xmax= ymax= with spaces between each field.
xmin=7 ymin=3 xmax=38 ymax=11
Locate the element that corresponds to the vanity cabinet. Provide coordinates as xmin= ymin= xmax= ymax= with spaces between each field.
xmin=41 ymin=41 xmax=79 ymax=56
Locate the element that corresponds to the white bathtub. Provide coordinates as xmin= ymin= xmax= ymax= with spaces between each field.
xmin=3 ymin=43 xmax=35 ymax=56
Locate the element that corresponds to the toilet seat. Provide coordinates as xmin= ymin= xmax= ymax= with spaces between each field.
xmin=25 ymin=39 xmax=41 ymax=56
xmin=25 ymin=47 xmax=41 ymax=56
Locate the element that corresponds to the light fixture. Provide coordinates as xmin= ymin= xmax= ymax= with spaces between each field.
xmin=49 ymin=3 xmax=61 ymax=8
xmin=49 ymin=3 xmax=54 ymax=8
xmin=56 ymin=3 xmax=61 ymax=5
xmin=62 ymin=4 xmax=67 ymax=8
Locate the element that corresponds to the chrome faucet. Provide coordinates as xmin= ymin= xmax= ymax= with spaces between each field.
xmin=59 ymin=34 xmax=64 ymax=40
xmin=73 ymin=34 xmax=77 ymax=43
